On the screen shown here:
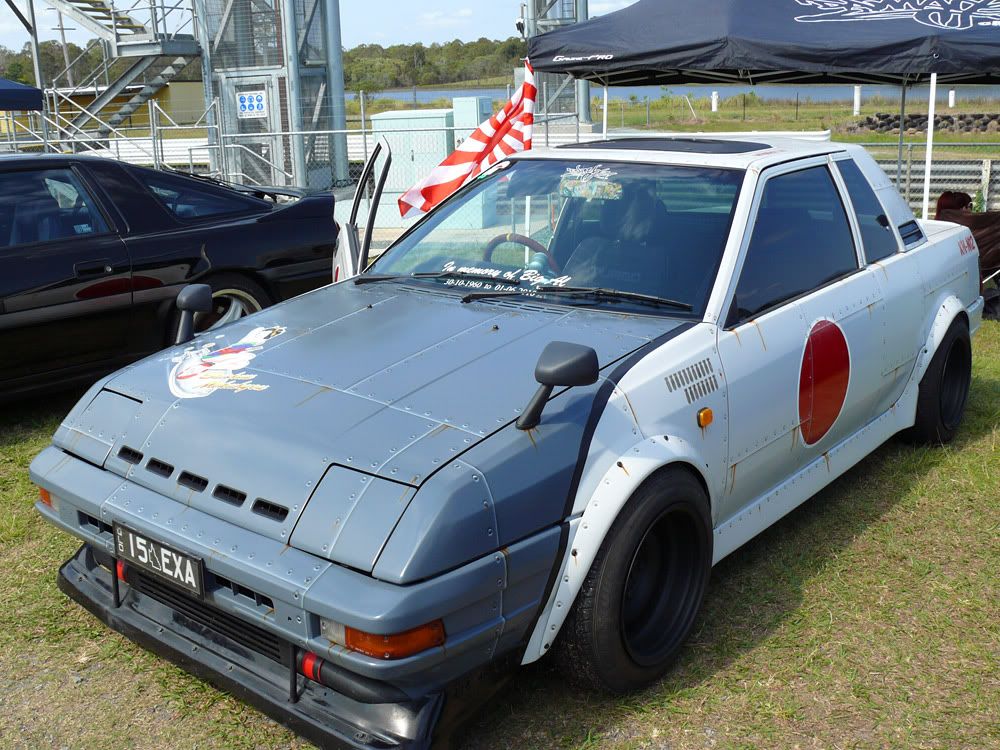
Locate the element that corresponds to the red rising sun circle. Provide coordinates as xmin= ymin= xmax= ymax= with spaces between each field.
xmin=798 ymin=320 xmax=850 ymax=446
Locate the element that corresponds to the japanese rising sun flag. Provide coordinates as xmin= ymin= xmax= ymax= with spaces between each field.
xmin=398 ymin=61 xmax=536 ymax=218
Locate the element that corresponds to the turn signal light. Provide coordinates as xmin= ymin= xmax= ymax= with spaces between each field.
xmin=38 ymin=488 xmax=53 ymax=507
xmin=697 ymin=407 xmax=714 ymax=428
xmin=345 ymin=620 xmax=446 ymax=660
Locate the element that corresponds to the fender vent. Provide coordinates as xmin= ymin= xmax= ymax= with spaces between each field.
xmin=665 ymin=358 xmax=719 ymax=404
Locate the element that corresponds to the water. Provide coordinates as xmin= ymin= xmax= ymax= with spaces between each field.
xmin=351 ymin=83 xmax=1000 ymax=105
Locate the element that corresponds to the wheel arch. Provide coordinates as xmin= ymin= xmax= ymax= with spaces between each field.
xmin=521 ymin=435 xmax=713 ymax=665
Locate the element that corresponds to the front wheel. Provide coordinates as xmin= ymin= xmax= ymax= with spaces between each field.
xmin=554 ymin=467 xmax=712 ymax=693
xmin=193 ymin=273 xmax=272 ymax=334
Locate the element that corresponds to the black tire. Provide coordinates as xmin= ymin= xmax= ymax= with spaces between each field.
xmin=554 ymin=467 xmax=712 ymax=693
xmin=193 ymin=272 xmax=272 ymax=334
xmin=905 ymin=316 xmax=972 ymax=444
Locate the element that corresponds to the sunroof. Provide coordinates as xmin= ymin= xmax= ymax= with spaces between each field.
xmin=560 ymin=137 xmax=770 ymax=154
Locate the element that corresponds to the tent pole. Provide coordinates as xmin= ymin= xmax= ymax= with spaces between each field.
xmin=896 ymin=84 xmax=907 ymax=190
xmin=602 ymin=85 xmax=608 ymax=137
xmin=921 ymin=73 xmax=937 ymax=220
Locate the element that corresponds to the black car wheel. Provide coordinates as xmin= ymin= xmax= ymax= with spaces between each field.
xmin=555 ymin=467 xmax=712 ymax=693
xmin=193 ymin=273 xmax=272 ymax=333
xmin=905 ymin=316 xmax=972 ymax=445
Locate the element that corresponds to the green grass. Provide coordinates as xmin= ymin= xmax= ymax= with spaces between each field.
xmin=1 ymin=323 xmax=997 ymax=749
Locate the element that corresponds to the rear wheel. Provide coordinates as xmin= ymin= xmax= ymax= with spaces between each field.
xmin=193 ymin=273 xmax=271 ymax=333
xmin=555 ymin=467 xmax=712 ymax=693
xmin=905 ymin=317 xmax=972 ymax=444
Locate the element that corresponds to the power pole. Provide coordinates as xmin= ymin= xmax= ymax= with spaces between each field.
xmin=55 ymin=11 xmax=74 ymax=87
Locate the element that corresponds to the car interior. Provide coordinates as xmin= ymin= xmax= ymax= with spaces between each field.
xmin=0 ymin=170 xmax=107 ymax=248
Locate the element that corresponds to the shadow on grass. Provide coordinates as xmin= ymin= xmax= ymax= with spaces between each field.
xmin=457 ymin=369 xmax=1000 ymax=749
xmin=0 ymin=388 xmax=86 ymax=449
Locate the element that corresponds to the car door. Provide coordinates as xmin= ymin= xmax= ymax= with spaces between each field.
xmin=0 ymin=165 xmax=131 ymax=390
xmin=716 ymin=161 xmax=885 ymax=520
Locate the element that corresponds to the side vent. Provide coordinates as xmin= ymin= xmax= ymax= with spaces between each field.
xmin=252 ymin=499 xmax=289 ymax=522
xmin=213 ymin=484 xmax=247 ymax=507
xmin=146 ymin=458 xmax=174 ymax=478
xmin=118 ymin=446 xmax=144 ymax=465
xmin=665 ymin=358 xmax=720 ymax=404
xmin=178 ymin=471 xmax=209 ymax=493
xmin=898 ymin=220 xmax=924 ymax=246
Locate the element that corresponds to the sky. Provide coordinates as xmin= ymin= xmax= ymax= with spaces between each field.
xmin=0 ymin=1 xmax=636 ymax=53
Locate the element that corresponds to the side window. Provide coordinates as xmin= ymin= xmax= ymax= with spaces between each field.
xmin=836 ymin=159 xmax=898 ymax=262
xmin=0 ymin=168 xmax=109 ymax=248
xmin=137 ymin=169 xmax=266 ymax=220
xmin=730 ymin=166 xmax=858 ymax=324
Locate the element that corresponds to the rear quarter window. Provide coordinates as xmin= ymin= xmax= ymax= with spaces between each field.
xmin=136 ymin=169 xmax=268 ymax=220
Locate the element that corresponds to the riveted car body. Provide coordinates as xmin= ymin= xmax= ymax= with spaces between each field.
xmin=32 ymin=137 xmax=983 ymax=748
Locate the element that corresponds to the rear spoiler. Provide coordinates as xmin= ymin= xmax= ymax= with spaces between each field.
xmin=256 ymin=192 xmax=334 ymax=222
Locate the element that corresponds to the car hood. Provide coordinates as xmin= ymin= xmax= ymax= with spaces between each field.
xmin=57 ymin=281 xmax=683 ymax=557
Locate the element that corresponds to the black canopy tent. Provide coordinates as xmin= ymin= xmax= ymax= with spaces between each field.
xmin=528 ymin=0 xmax=1000 ymax=217
xmin=0 ymin=77 xmax=43 ymax=112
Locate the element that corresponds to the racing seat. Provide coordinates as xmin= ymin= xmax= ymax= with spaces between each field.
xmin=562 ymin=184 xmax=671 ymax=297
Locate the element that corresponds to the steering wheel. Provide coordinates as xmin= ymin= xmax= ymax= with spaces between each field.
xmin=483 ymin=233 xmax=561 ymax=274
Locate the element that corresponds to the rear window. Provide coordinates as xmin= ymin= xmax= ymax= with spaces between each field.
xmin=137 ymin=169 xmax=266 ymax=220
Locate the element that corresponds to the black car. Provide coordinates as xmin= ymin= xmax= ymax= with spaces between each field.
xmin=0 ymin=154 xmax=337 ymax=400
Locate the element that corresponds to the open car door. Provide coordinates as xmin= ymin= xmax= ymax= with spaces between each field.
xmin=333 ymin=138 xmax=392 ymax=281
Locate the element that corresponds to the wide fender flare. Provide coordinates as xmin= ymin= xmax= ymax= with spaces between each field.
xmin=895 ymin=294 xmax=968 ymax=429
xmin=521 ymin=434 xmax=709 ymax=665
xmin=914 ymin=294 xmax=968 ymax=388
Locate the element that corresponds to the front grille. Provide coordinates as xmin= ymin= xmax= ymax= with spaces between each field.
xmin=132 ymin=572 xmax=283 ymax=662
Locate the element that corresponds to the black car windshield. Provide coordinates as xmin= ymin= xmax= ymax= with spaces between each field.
xmin=368 ymin=159 xmax=743 ymax=316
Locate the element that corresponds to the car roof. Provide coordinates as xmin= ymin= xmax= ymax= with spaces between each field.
xmin=516 ymin=135 xmax=847 ymax=170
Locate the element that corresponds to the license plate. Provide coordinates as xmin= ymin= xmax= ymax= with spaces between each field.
xmin=114 ymin=523 xmax=204 ymax=597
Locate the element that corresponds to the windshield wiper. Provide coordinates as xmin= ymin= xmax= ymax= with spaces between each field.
xmin=353 ymin=274 xmax=403 ymax=285
xmin=534 ymin=285 xmax=693 ymax=312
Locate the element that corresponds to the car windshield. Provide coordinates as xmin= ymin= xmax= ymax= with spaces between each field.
xmin=368 ymin=159 xmax=743 ymax=316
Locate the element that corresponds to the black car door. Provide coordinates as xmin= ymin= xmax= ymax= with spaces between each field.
xmin=0 ymin=164 xmax=132 ymax=391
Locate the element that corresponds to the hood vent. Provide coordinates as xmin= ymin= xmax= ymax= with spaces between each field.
xmin=118 ymin=446 xmax=144 ymax=465
xmin=146 ymin=458 xmax=174 ymax=478
xmin=178 ymin=471 xmax=209 ymax=493
xmin=666 ymin=358 xmax=719 ymax=404
xmin=213 ymin=484 xmax=247 ymax=507
xmin=252 ymin=498 xmax=289 ymax=522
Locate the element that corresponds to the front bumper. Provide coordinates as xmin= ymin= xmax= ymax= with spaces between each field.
xmin=59 ymin=543 xmax=442 ymax=750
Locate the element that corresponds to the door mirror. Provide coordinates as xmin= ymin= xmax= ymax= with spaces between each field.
xmin=517 ymin=341 xmax=599 ymax=430
xmin=174 ymin=284 xmax=212 ymax=345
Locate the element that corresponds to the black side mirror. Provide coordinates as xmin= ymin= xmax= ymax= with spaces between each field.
xmin=174 ymin=284 xmax=213 ymax=345
xmin=517 ymin=341 xmax=599 ymax=430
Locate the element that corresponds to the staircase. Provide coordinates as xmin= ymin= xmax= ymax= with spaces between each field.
xmin=44 ymin=0 xmax=201 ymax=142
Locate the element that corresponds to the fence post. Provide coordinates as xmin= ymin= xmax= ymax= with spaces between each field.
xmin=620 ymin=99 xmax=624 ymax=128
xmin=905 ymin=144 xmax=914 ymax=205
xmin=645 ymin=96 xmax=650 ymax=127
xmin=982 ymin=159 xmax=992 ymax=208
xmin=148 ymin=100 xmax=161 ymax=170
xmin=359 ymin=90 xmax=369 ymax=162
xmin=543 ymin=82 xmax=550 ymax=147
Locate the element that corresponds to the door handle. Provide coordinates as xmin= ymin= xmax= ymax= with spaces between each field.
xmin=74 ymin=260 xmax=115 ymax=278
